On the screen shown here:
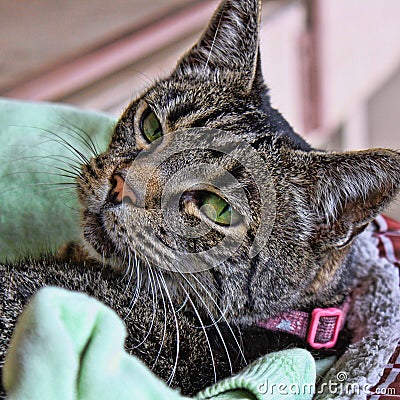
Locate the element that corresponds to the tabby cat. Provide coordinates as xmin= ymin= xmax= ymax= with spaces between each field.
xmin=1 ymin=0 xmax=400 ymax=397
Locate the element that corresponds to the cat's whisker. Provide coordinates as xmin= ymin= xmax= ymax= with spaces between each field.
xmin=55 ymin=196 xmax=81 ymax=213
xmin=35 ymin=185 xmax=79 ymax=210
xmin=5 ymin=124 xmax=94 ymax=162
xmin=176 ymin=270 xmax=233 ymax=376
xmin=184 ymin=271 xmax=246 ymax=366
xmin=0 ymin=181 xmax=77 ymax=197
xmin=151 ymin=269 xmax=168 ymax=370
xmin=175 ymin=295 xmax=189 ymax=314
xmin=0 ymin=170 xmax=76 ymax=182
xmin=131 ymin=260 xmax=158 ymax=349
xmin=132 ymin=69 xmax=154 ymax=86
xmin=38 ymin=186 xmax=77 ymax=196
xmin=0 ymin=150 xmax=80 ymax=174
xmin=0 ymin=182 xmax=78 ymax=215
xmin=159 ymin=272 xmax=180 ymax=386
xmin=123 ymin=252 xmax=135 ymax=295
xmin=0 ymin=152 xmax=59 ymax=166
xmin=179 ymin=283 xmax=217 ymax=384
xmin=56 ymin=116 xmax=100 ymax=153
xmin=0 ymin=152 xmax=82 ymax=177
xmin=56 ymin=189 xmax=79 ymax=197
xmin=120 ymin=251 xmax=131 ymax=282
xmin=126 ymin=251 xmax=143 ymax=313
xmin=124 ymin=263 xmax=141 ymax=320
xmin=44 ymin=135 xmax=91 ymax=167
xmin=32 ymin=152 xmax=84 ymax=175
xmin=37 ymin=129 xmax=91 ymax=166
xmin=191 ymin=307 xmax=228 ymax=329
xmin=47 ymin=123 xmax=96 ymax=156
xmin=56 ymin=126 xmax=99 ymax=159
xmin=46 ymin=161 xmax=80 ymax=177
xmin=235 ymin=324 xmax=245 ymax=359
xmin=0 ymin=128 xmax=81 ymax=160
xmin=127 ymin=251 xmax=143 ymax=310
xmin=11 ymin=124 xmax=91 ymax=166
xmin=184 ymin=275 xmax=228 ymax=329
xmin=53 ymin=116 xmax=100 ymax=157
xmin=125 ymin=250 xmax=143 ymax=319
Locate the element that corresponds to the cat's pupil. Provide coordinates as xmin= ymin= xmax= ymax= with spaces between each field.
xmin=141 ymin=109 xmax=162 ymax=142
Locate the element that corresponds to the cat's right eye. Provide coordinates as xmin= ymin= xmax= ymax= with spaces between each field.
xmin=181 ymin=191 xmax=242 ymax=227
xmin=195 ymin=192 xmax=241 ymax=227
xmin=140 ymin=108 xmax=163 ymax=143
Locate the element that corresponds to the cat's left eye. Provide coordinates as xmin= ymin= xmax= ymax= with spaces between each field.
xmin=141 ymin=109 xmax=163 ymax=143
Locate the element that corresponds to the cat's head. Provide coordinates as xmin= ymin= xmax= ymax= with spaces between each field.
xmin=77 ymin=0 xmax=400 ymax=324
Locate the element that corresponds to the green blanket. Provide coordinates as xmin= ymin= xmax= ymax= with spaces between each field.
xmin=0 ymin=98 xmax=115 ymax=261
xmin=3 ymin=287 xmax=317 ymax=400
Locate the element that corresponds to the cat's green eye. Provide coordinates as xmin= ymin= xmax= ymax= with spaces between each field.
xmin=199 ymin=193 xmax=241 ymax=226
xmin=141 ymin=109 xmax=163 ymax=143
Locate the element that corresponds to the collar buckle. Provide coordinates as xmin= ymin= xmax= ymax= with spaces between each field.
xmin=307 ymin=308 xmax=343 ymax=349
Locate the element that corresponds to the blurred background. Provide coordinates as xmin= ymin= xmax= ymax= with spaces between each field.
xmin=1 ymin=0 xmax=400 ymax=215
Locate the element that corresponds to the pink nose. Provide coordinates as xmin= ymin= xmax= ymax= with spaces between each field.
xmin=109 ymin=174 xmax=137 ymax=205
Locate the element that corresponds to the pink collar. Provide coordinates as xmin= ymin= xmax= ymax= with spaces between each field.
xmin=257 ymin=297 xmax=351 ymax=349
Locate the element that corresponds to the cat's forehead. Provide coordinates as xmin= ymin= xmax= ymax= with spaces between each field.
xmin=144 ymin=74 xmax=246 ymax=116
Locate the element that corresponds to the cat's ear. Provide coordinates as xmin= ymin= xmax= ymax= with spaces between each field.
xmin=303 ymin=149 xmax=400 ymax=248
xmin=176 ymin=0 xmax=262 ymax=91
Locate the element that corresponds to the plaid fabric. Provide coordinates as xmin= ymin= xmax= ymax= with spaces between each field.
xmin=368 ymin=215 xmax=400 ymax=399
xmin=374 ymin=215 xmax=400 ymax=267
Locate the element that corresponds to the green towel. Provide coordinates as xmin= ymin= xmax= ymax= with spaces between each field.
xmin=196 ymin=349 xmax=316 ymax=400
xmin=3 ymin=287 xmax=317 ymax=400
xmin=0 ymin=98 xmax=116 ymax=261
xmin=3 ymin=287 xmax=188 ymax=400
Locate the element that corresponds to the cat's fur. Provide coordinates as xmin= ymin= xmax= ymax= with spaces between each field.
xmin=1 ymin=0 xmax=400 ymax=397
xmin=76 ymin=0 xmax=400 ymax=321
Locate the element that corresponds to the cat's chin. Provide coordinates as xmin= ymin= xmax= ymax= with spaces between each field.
xmin=82 ymin=238 xmax=127 ymax=272
xmin=82 ymin=211 xmax=124 ymax=263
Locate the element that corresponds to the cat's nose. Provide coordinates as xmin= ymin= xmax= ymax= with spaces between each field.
xmin=108 ymin=174 xmax=137 ymax=206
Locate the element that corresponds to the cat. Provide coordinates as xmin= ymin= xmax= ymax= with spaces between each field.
xmin=1 ymin=0 xmax=400 ymax=397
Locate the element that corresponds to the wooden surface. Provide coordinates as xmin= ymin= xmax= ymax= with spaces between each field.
xmin=0 ymin=0 xmax=192 ymax=92
xmin=1 ymin=1 xmax=218 ymax=107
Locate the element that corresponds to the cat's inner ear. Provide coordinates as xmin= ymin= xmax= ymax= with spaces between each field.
xmin=304 ymin=149 xmax=400 ymax=249
xmin=176 ymin=0 xmax=262 ymax=90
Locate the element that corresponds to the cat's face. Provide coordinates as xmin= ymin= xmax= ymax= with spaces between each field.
xmin=77 ymin=0 xmax=400 ymax=324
